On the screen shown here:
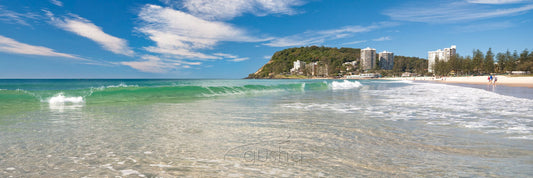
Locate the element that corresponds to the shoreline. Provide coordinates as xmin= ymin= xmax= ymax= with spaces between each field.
xmin=380 ymin=76 xmax=533 ymax=88
xmin=246 ymin=76 xmax=533 ymax=88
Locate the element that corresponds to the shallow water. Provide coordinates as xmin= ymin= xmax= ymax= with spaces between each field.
xmin=0 ymin=79 xmax=532 ymax=177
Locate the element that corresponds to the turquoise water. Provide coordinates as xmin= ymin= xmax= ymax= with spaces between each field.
xmin=0 ymin=79 xmax=532 ymax=177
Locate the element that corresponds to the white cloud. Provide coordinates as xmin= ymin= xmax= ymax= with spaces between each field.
xmin=0 ymin=6 xmax=38 ymax=26
xmin=214 ymin=53 xmax=238 ymax=59
xmin=263 ymin=35 xmax=324 ymax=47
xmin=0 ymin=35 xmax=80 ymax=59
xmin=181 ymin=61 xmax=202 ymax=65
xmin=467 ymin=0 xmax=528 ymax=4
xmin=137 ymin=4 xmax=265 ymax=60
xmin=50 ymin=0 xmax=63 ymax=7
xmin=173 ymin=0 xmax=305 ymax=20
xmin=213 ymin=52 xmax=249 ymax=62
xmin=454 ymin=21 xmax=515 ymax=32
xmin=229 ymin=57 xmax=249 ymax=62
xmin=121 ymin=55 xmax=178 ymax=73
xmin=50 ymin=14 xmax=134 ymax=56
xmin=342 ymin=40 xmax=367 ymax=45
xmin=263 ymin=55 xmax=272 ymax=59
xmin=264 ymin=22 xmax=397 ymax=47
xmin=120 ymin=54 xmax=207 ymax=72
xmin=372 ymin=36 xmax=391 ymax=41
xmin=384 ymin=1 xmax=533 ymax=23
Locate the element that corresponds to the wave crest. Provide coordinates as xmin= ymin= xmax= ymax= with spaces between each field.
xmin=330 ymin=80 xmax=363 ymax=90
xmin=48 ymin=93 xmax=84 ymax=104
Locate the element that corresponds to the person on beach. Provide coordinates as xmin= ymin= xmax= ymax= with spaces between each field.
xmin=488 ymin=75 xmax=492 ymax=84
xmin=493 ymin=76 xmax=497 ymax=85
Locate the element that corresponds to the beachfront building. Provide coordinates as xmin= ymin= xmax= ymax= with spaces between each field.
xmin=378 ymin=51 xmax=394 ymax=70
xmin=343 ymin=61 xmax=357 ymax=66
xmin=428 ymin=45 xmax=456 ymax=73
xmin=343 ymin=61 xmax=358 ymax=73
xmin=361 ymin=47 xmax=376 ymax=71
xmin=290 ymin=60 xmax=306 ymax=74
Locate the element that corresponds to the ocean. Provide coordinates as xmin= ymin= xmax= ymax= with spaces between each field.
xmin=0 ymin=79 xmax=531 ymax=177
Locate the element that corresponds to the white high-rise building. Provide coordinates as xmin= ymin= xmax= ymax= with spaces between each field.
xmin=378 ymin=51 xmax=394 ymax=70
xmin=290 ymin=60 xmax=306 ymax=74
xmin=361 ymin=47 xmax=376 ymax=71
xmin=428 ymin=45 xmax=456 ymax=73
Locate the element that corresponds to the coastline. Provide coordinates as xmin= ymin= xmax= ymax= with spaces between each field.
xmin=380 ymin=76 xmax=533 ymax=88
xmin=246 ymin=75 xmax=533 ymax=88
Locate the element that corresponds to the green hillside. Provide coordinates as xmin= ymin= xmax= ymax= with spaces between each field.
xmin=247 ymin=46 xmax=430 ymax=78
xmin=247 ymin=46 xmax=361 ymax=78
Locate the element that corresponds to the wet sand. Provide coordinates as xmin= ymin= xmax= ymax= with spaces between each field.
xmin=382 ymin=76 xmax=533 ymax=88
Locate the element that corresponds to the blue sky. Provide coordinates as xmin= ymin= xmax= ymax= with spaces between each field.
xmin=0 ymin=0 xmax=532 ymax=78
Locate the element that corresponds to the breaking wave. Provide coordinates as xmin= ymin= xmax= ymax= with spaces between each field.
xmin=1 ymin=80 xmax=362 ymax=104
xmin=48 ymin=93 xmax=84 ymax=104
xmin=330 ymin=80 xmax=363 ymax=90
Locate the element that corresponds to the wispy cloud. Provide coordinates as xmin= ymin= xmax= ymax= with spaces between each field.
xmin=342 ymin=40 xmax=367 ymax=45
xmin=263 ymin=35 xmax=324 ymax=47
xmin=383 ymin=1 xmax=533 ymax=23
xmin=0 ymin=6 xmax=38 ymax=26
xmin=48 ymin=13 xmax=134 ymax=56
xmin=467 ymin=0 xmax=529 ymax=4
xmin=0 ymin=35 xmax=80 ymax=59
xmin=229 ymin=57 xmax=249 ymax=62
xmin=454 ymin=21 xmax=515 ymax=32
xmin=264 ymin=22 xmax=397 ymax=47
xmin=372 ymin=36 xmax=391 ymax=41
xmin=137 ymin=4 xmax=265 ymax=60
xmin=50 ymin=0 xmax=63 ymax=7
xmin=120 ymin=55 xmax=178 ymax=73
xmin=162 ymin=0 xmax=305 ymax=20
xmin=120 ymin=55 xmax=205 ymax=73
xmin=213 ymin=53 xmax=249 ymax=62
xmin=121 ymin=56 xmax=173 ymax=73
xmin=213 ymin=53 xmax=238 ymax=59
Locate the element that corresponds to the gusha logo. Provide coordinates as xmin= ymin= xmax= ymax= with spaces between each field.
xmin=224 ymin=135 xmax=304 ymax=165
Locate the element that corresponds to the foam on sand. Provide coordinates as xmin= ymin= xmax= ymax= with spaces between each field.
xmin=283 ymin=81 xmax=533 ymax=139
xmin=120 ymin=169 xmax=145 ymax=177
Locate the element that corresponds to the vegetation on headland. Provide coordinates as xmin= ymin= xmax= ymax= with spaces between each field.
xmin=433 ymin=48 xmax=533 ymax=76
xmin=247 ymin=46 xmax=428 ymax=79
xmin=247 ymin=46 xmax=360 ymax=79
xmin=247 ymin=46 xmax=533 ymax=79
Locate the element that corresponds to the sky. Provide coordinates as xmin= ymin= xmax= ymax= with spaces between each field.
xmin=0 ymin=0 xmax=532 ymax=78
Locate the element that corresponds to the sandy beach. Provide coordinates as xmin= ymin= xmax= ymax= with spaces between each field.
xmin=382 ymin=76 xmax=533 ymax=88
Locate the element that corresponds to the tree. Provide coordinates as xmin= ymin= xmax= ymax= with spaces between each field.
xmin=434 ymin=57 xmax=451 ymax=76
xmin=463 ymin=56 xmax=473 ymax=74
xmin=484 ymin=48 xmax=495 ymax=73
xmin=472 ymin=49 xmax=484 ymax=74
xmin=502 ymin=50 xmax=513 ymax=72
xmin=517 ymin=49 xmax=531 ymax=71
xmin=448 ymin=54 xmax=461 ymax=74
xmin=527 ymin=49 xmax=533 ymax=71
xmin=497 ymin=52 xmax=507 ymax=73
xmin=508 ymin=50 xmax=519 ymax=71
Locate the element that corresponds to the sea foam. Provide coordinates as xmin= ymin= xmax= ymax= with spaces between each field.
xmin=48 ymin=93 xmax=84 ymax=104
xmin=283 ymin=81 xmax=533 ymax=139
xmin=330 ymin=80 xmax=362 ymax=90
xmin=105 ymin=83 xmax=138 ymax=88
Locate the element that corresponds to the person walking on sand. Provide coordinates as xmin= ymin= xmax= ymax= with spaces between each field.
xmin=488 ymin=75 xmax=493 ymax=84
xmin=493 ymin=75 xmax=498 ymax=85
